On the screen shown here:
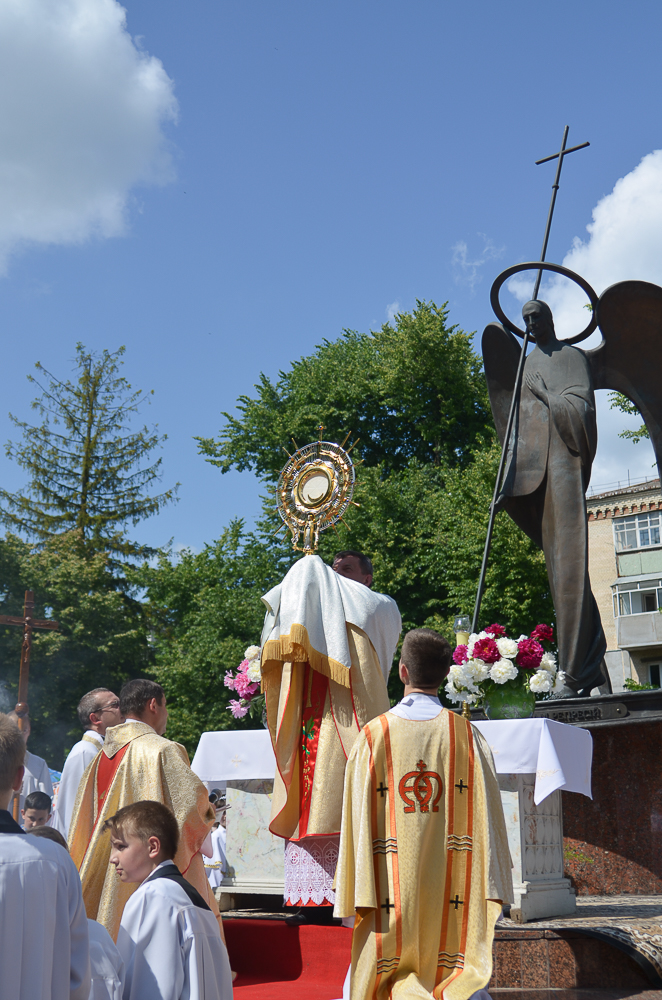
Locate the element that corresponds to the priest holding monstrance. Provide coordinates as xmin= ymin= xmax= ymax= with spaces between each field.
xmin=261 ymin=436 xmax=401 ymax=911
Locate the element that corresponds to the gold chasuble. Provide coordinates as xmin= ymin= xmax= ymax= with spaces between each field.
xmin=69 ymin=721 xmax=221 ymax=942
xmin=335 ymin=710 xmax=513 ymax=1000
xmin=261 ymin=555 xmax=402 ymax=843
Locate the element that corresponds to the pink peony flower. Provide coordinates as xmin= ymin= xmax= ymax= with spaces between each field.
xmin=530 ymin=623 xmax=554 ymax=643
xmin=238 ymin=659 xmax=250 ymax=672
xmin=472 ymin=637 xmax=500 ymax=664
xmin=233 ymin=672 xmax=260 ymax=699
xmin=224 ymin=671 xmax=236 ymax=690
xmin=484 ymin=623 xmax=506 ymax=638
xmin=229 ymin=699 xmax=249 ymax=718
xmin=516 ymin=638 xmax=544 ymax=669
xmin=453 ymin=644 xmax=468 ymax=665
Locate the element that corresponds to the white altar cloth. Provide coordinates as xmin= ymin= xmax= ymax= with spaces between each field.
xmin=473 ymin=718 xmax=592 ymax=804
xmin=191 ymin=730 xmax=276 ymax=782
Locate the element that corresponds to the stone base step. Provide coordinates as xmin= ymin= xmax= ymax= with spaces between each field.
xmin=491 ymin=929 xmax=654 ymax=990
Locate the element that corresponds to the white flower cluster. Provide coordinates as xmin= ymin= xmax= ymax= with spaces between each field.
xmin=528 ymin=651 xmax=559 ymax=693
xmin=245 ymin=645 xmax=262 ymax=682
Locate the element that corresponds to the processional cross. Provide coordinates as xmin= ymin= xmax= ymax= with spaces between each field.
xmin=0 ymin=590 xmax=59 ymax=820
xmin=471 ymin=126 xmax=590 ymax=633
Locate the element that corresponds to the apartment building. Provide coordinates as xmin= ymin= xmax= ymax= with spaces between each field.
xmin=587 ymin=477 xmax=662 ymax=692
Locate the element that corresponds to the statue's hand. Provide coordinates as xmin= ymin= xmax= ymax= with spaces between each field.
xmin=525 ymin=371 xmax=548 ymax=402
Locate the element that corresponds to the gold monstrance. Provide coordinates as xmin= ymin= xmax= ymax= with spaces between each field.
xmin=277 ymin=432 xmax=356 ymax=554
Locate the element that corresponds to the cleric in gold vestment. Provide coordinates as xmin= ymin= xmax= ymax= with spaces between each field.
xmin=69 ymin=679 xmax=220 ymax=942
xmin=261 ymin=551 xmax=401 ymax=906
xmin=335 ymin=629 xmax=513 ymax=1000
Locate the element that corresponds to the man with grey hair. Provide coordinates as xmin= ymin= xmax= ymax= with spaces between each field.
xmin=52 ymin=687 xmax=122 ymax=840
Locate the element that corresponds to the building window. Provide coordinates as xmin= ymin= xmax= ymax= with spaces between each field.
xmin=650 ymin=665 xmax=661 ymax=687
xmin=612 ymin=579 xmax=662 ymax=616
xmin=614 ymin=512 xmax=661 ymax=551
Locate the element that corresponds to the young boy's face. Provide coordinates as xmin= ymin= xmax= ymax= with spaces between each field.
xmin=109 ymin=829 xmax=161 ymax=884
xmin=22 ymin=808 xmax=51 ymax=829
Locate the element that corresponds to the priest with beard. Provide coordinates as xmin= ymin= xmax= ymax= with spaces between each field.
xmin=69 ymin=679 xmax=222 ymax=943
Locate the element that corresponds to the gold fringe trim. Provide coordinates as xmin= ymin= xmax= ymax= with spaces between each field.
xmin=261 ymin=623 xmax=351 ymax=688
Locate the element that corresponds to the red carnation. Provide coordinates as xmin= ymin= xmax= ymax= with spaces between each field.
xmin=517 ymin=638 xmax=544 ymax=669
xmin=484 ymin=623 xmax=506 ymax=638
xmin=453 ymin=645 xmax=468 ymax=665
xmin=530 ymin=623 xmax=554 ymax=643
xmin=472 ymin=637 xmax=500 ymax=664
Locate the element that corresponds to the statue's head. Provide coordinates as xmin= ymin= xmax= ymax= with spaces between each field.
xmin=522 ymin=300 xmax=556 ymax=343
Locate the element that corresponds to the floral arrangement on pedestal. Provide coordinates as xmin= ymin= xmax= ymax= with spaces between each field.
xmin=224 ymin=645 xmax=265 ymax=720
xmin=446 ymin=623 xmax=564 ymax=720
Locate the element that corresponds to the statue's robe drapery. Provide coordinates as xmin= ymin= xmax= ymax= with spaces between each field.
xmin=261 ymin=555 xmax=401 ymax=904
xmin=334 ymin=709 xmax=513 ymax=1000
xmin=485 ymin=331 xmax=606 ymax=692
xmin=69 ymin=721 xmax=220 ymax=942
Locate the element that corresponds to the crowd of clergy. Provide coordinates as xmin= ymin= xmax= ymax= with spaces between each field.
xmin=0 ymin=549 xmax=513 ymax=1000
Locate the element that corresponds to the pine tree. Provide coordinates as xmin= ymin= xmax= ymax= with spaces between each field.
xmin=0 ymin=343 xmax=177 ymax=562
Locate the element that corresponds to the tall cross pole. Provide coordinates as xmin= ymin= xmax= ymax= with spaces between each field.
xmin=0 ymin=590 xmax=59 ymax=819
xmin=471 ymin=127 xmax=590 ymax=634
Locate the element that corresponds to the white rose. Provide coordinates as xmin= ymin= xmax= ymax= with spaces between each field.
xmin=489 ymin=658 xmax=518 ymax=684
xmin=244 ymin=645 xmax=261 ymax=661
xmin=518 ymin=635 xmax=528 ymax=643
xmin=469 ymin=658 xmax=490 ymax=683
xmin=529 ymin=669 xmax=552 ymax=693
xmin=246 ymin=661 xmax=262 ymax=683
xmin=540 ymin=651 xmax=557 ymax=674
xmin=496 ymin=637 xmax=519 ymax=659
xmin=552 ymin=670 xmax=567 ymax=693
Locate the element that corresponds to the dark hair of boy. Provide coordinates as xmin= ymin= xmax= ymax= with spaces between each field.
xmin=103 ymin=800 xmax=179 ymax=860
xmin=77 ymin=688 xmax=113 ymax=729
xmin=24 ymin=790 xmax=52 ymax=813
xmin=401 ymin=628 xmax=452 ymax=689
xmin=120 ymin=680 xmax=165 ymax=719
xmin=29 ymin=825 xmax=68 ymax=850
xmin=0 ymin=713 xmax=25 ymax=792
xmin=333 ymin=550 xmax=373 ymax=575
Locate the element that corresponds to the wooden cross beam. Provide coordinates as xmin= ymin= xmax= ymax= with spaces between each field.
xmin=0 ymin=590 xmax=59 ymax=820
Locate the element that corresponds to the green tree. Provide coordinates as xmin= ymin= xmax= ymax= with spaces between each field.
xmin=197 ymin=301 xmax=493 ymax=477
xmin=609 ymin=391 xmax=650 ymax=444
xmin=139 ymin=523 xmax=289 ymax=757
xmin=0 ymin=531 xmax=148 ymax=767
xmin=0 ymin=344 xmax=177 ymax=563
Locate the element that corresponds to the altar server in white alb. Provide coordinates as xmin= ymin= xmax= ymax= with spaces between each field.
xmin=0 ymin=713 xmax=91 ymax=1000
xmin=108 ymin=800 xmax=233 ymax=1000
xmin=7 ymin=709 xmax=53 ymax=815
xmin=52 ymin=687 xmax=123 ymax=839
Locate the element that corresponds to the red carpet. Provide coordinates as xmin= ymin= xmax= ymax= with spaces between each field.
xmin=224 ymin=918 xmax=352 ymax=1000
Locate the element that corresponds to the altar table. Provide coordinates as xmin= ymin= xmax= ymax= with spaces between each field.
xmin=474 ymin=718 xmax=593 ymax=922
xmin=192 ymin=730 xmax=284 ymax=896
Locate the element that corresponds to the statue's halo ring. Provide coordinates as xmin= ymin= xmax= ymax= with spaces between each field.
xmin=490 ymin=261 xmax=599 ymax=345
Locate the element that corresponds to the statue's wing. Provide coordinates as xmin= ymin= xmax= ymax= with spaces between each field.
xmin=586 ymin=280 xmax=662 ymax=478
xmin=482 ymin=322 xmax=521 ymax=446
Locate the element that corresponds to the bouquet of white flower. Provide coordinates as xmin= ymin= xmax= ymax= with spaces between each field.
xmin=446 ymin=622 xmax=564 ymax=713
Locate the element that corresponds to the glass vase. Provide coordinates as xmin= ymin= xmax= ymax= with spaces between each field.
xmin=481 ymin=679 xmax=536 ymax=720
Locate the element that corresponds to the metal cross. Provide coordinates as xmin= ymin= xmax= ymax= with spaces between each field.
xmin=0 ymin=590 xmax=59 ymax=820
xmin=449 ymin=895 xmax=464 ymax=910
xmin=455 ymin=779 xmax=468 ymax=794
xmin=376 ymin=782 xmax=389 ymax=797
xmin=381 ymin=897 xmax=395 ymax=914
xmin=471 ymin=125 xmax=590 ymax=633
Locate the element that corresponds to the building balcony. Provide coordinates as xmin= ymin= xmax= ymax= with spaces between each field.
xmin=616 ymin=611 xmax=662 ymax=649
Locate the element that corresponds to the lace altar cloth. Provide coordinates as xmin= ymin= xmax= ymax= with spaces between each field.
xmin=284 ymin=835 xmax=339 ymax=906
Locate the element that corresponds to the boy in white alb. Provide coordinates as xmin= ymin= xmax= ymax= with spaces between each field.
xmin=107 ymin=800 xmax=233 ymax=1000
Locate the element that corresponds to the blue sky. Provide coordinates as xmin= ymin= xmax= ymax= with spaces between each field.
xmin=1 ymin=0 xmax=661 ymax=553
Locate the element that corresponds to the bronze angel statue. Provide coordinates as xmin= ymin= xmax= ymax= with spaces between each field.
xmin=483 ymin=276 xmax=662 ymax=697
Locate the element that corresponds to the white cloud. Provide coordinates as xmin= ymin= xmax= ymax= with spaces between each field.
xmin=0 ymin=0 xmax=177 ymax=270
xmin=452 ymin=233 xmax=504 ymax=293
xmin=504 ymin=150 xmax=662 ymax=489
xmin=386 ymin=300 xmax=400 ymax=323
